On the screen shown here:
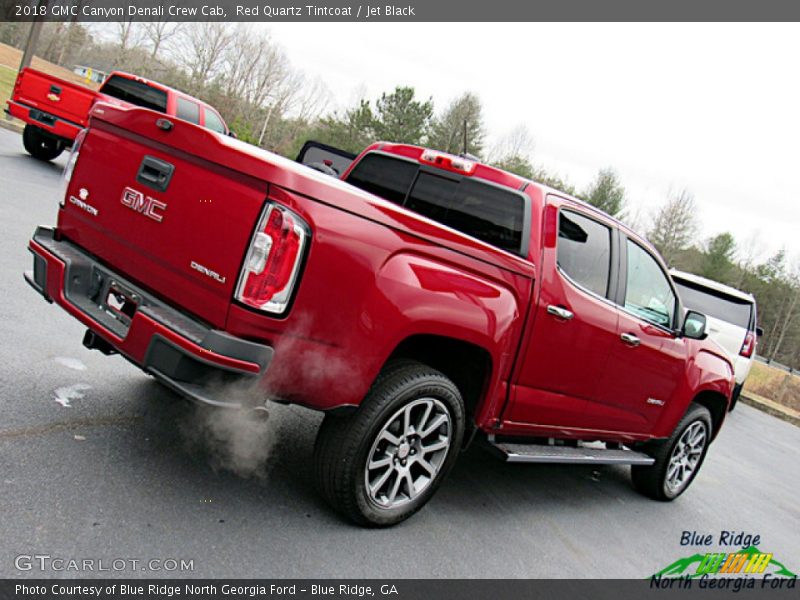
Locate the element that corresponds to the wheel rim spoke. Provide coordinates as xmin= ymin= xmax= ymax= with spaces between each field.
xmin=420 ymin=414 xmax=447 ymax=438
xmin=379 ymin=430 xmax=401 ymax=446
xmin=370 ymin=465 xmax=394 ymax=494
xmin=417 ymin=457 xmax=436 ymax=476
xmin=405 ymin=472 xmax=416 ymax=499
xmin=369 ymin=455 xmax=393 ymax=470
xmin=403 ymin=405 xmax=413 ymax=436
xmin=387 ymin=471 xmax=403 ymax=502
xmin=417 ymin=402 xmax=433 ymax=432
xmin=422 ymin=438 xmax=448 ymax=454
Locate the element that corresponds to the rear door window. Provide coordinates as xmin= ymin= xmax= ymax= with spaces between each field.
xmin=176 ymin=98 xmax=200 ymax=125
xmin=101 ymin=75 xmax=167 ymax=112
xmin=557 ymin=209 xmax=612 ymax=297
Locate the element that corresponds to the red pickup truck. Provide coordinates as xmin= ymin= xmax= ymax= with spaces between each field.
xmin=25 ymin=102 xmax=734 ymax=526
xmin=6 ymin=68 xmax=229 ymax=161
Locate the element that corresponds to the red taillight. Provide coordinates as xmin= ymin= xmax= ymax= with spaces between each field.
xmin=60 ymin=128 xmax=87 ymax=207
xmin=740 ymin=331 xmax=756 ymax=358
xmin=235 ymin=204 xmax=307 ymax=314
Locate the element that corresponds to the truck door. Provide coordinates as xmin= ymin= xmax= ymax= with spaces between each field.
xmin=505 ymin=198 xmax=620 ymax=429
xmin=590 ymin=236 xmax=687 ymax=433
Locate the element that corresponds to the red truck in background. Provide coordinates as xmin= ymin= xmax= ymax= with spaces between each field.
xmin=25 ymin=101 xmax=735 ymax=527
xmin=6 ymin=67 xmax=229 ymax=161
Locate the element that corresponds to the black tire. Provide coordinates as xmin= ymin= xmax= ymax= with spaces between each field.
xmin=728 ymin=383 xmax=743 ymax=412
xmin=314 ymin=360 xmax=465 ymax=527
xmin=23 ymin=124 xmax=64 ymax=161
xmin=631 ymin=403 xmax=713 ymax=501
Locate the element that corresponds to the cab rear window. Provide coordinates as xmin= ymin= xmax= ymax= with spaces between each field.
xmin=674 ymin=280 xmax=754 ymax=329
xmin=346 ymin=153 xmax=527 ymax=255
xmin=101 ymin=75 xmax=167 ymax=113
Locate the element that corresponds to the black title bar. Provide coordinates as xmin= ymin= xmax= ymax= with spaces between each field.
xmin=3 ymin=0 xmax=800 ymax=22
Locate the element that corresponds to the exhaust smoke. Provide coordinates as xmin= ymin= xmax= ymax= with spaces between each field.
xmin=179 ymin=385 xmax=288 ymax=480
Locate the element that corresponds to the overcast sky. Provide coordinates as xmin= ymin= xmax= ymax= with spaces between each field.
xmin=264 ymin=22 xmax=799 ymax=263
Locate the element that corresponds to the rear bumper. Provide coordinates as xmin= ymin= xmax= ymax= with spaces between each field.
xmin=26 ymin=227 xmax=274 ymax=408
xmin=6 ymin=100 xmax=84 ymax=142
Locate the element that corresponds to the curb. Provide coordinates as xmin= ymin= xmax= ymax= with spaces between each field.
xmin=0 ymin=117 xmax=23 ymax=134
xmin=740 ymin=392 xmax=800 ymax=428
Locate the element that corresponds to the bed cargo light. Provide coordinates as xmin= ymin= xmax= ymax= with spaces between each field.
xmin=420 ymin=149 xmax=477 ymax=175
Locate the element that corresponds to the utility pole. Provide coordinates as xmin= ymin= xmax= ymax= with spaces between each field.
xmin=18 ymin=0 xmax=50 ymax=72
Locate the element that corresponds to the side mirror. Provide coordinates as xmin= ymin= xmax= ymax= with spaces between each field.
xmin=682 ymin=310 xmax=708 ymax=340
xmin=756 ymin=326 xmax=764 ymax=337
xmin=228 ymin=131 xmax=238 ymax=139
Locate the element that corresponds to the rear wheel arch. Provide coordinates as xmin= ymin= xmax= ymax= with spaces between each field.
xmin=386 ymin=334 xmax=493 ymax=430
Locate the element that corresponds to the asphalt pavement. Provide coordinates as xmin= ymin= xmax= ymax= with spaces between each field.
xmin=0 ymin=128 xmax=798 ymax=579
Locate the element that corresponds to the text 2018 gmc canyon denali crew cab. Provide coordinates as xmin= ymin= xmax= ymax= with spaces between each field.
xmin=6 ymin=67 xmax=229 ymax=161
xmin=25 ymin=102 xmax=734 ymax=526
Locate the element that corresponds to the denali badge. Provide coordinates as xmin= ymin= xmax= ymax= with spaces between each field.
xmin=121 ymin=187 xmax=166 ymax=222
xmin=190 ymin=261 xmax=226 ymax=284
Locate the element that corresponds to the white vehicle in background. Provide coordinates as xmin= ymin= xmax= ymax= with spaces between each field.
xmin=670 ymin=270 xmax=762 ymax=411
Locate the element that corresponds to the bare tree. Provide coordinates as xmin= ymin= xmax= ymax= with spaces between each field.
xmin=142 ymin=20 xmax=183 ymax=61
xmin=648 ymin=189 xmax=699 ymax=265
xmin=734 ymin=229 xmax=766 ymax=287
xmin=768 ymin=261 xmax=800 ymax=361
xmin=487 ymin=124 xmax=535 ymax=163
xmin=183 ymin=22 xmax=233 ymax=91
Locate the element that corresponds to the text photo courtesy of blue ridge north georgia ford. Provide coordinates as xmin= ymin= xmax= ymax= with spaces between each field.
xmin=0 ymin=2 xmax=798 ymax=592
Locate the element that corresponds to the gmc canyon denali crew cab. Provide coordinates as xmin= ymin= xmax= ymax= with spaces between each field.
xmin=25 ymin=102 xmax=734 ymax=526
xmin=6 ymin=67 xmax=229 ymax=161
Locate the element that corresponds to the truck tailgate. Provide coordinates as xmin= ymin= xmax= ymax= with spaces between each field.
xmin=57 ymin=105 xmax=268 ymax=328
xmin=14 ymin=68 xmax=96 ymax=127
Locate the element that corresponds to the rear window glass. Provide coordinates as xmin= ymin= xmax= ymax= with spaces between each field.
xmin=176 ymin=98 xmax=200 ymax=124
xmin=346 ymin=153 xmax=417 ymax=205
xmin=101 ymin=75 xmax=167 ymax=113
xmin=674 ymin=280 xmax=753 ymax=329
xmin=346 ymin=153 xmax=526 ymax=254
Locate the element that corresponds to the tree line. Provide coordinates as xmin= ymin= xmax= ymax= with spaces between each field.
xmin=1 ymin=20 xmax=797 ymax=370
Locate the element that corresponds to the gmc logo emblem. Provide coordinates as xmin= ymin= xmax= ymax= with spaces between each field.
xmin=121 ymin=187 xmax=166 ymax=223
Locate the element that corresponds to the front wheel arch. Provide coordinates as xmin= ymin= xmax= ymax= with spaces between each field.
xmin=692 ymin=390 xmax=728 ymax=439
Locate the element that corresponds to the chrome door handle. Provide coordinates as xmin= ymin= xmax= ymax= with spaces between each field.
xmin=621 ymin=333 xmax=640 ymax=347
xmin=546 ymin=305 xmax=574 ymax=320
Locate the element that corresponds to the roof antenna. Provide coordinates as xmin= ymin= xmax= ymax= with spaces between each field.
xmin=462 ymin=119 xmax=468 ymax=155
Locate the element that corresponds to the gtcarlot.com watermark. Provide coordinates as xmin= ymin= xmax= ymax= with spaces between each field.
xmin=15 ymin=554 xmax=194 ymax=573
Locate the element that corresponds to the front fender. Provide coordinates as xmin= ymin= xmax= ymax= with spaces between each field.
xmin=654 ymin=343 xmax=735 ymax=439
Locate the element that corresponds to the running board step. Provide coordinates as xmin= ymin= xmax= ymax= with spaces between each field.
xmin=491 ymin=442 xmax=655 ymax=466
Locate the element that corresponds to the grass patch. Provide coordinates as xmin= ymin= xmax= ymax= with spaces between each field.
xmin=744 ymin=361 xmax=800 ymax=412
xmin=0 ymin=65 xmax=17 ymax=109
